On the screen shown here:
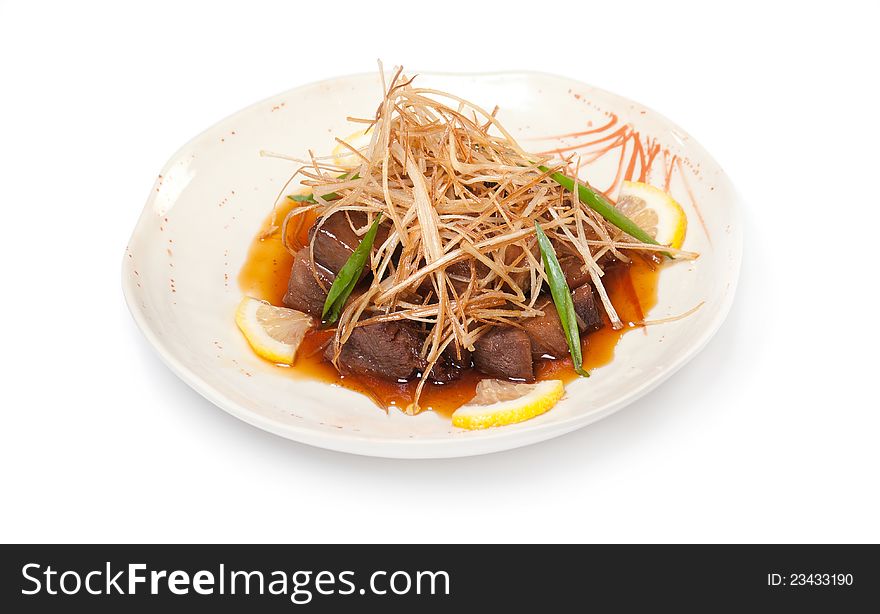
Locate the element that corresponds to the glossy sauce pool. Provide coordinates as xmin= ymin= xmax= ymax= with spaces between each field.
xmin=239 ymin=197 xmax=660 ymax=418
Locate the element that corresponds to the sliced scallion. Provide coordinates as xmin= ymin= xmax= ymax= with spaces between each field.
xmin=534 ymin=220 xmax=589 ymax=377
xmin=289 ymin=193 xmax=318 ymax=203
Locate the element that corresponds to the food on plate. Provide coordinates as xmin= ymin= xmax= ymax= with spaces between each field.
xmin=451 ymin=379 xmax=565 ymax=430
xmin=616 ymin=181 xmax=688 ymax=250
xmin=235 ymin=296 xmax=313 ymax=365
xmin=238 ymin=67 xmax=697 ymax=428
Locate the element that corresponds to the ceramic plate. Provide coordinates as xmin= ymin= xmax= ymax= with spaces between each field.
xmin=122 ymin=71 xmax=741 ymax=458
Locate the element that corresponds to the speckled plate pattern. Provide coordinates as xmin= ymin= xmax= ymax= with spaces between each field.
xmin=122 ymin=71 xmax=742 ymax=458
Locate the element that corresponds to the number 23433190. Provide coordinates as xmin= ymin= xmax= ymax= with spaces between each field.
xmin=768 ymin=573 xmax=854 ymax=587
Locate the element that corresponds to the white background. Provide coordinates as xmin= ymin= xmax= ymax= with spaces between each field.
xmin=1 ymin=0 xmax=878 ymax=543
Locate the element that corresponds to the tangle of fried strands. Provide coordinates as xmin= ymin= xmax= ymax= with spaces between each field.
xmin=272 ymin=68 xmax=698 ymax=412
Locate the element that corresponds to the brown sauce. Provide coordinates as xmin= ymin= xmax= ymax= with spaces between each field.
xmin=239 ymin=196 xmax=660 ymax=418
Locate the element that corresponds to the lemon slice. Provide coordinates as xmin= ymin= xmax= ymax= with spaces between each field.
xmin=235 ymin=297 xmax=313 ymax=365
xmin=616 ymin=181 xmax=687 ymax=249
xmin=332 ymin=128 xmax=373 ymax=168
xmin=452 ymin=379 xmax=565 ymax=430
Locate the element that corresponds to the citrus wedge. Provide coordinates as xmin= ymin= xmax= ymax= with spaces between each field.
xmin=332 ymin=128 xmax=373 ymax=168
xmin=235 ymin=297 xmax=313 ymax=365
xmin=616 ymin=181 xmax=687 ymax=249
xmin=452 ymin=379 xmax=565 ymax=430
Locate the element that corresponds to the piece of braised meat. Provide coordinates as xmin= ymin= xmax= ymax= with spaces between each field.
xmin=472 ymin=326 xmax=534 ymax=381
xmin=559 ymin=254 xmax=591 ymax=290
xmin=309 ymin=211 xmax=367 ymax=275
xmin=308 ymin=211 xmax=390 ymax=275
xmin=520 ymin=301 xmax=569 ymax=360
xmin=327 ymin=321 xmax=426 ymax=381
xmin=572 ymin=284 xmax=603 ymax=333
xmin=283 ymin=248 xmax=336 ymax=317
xmin=428 ymin=345 xmax=472 ymax=383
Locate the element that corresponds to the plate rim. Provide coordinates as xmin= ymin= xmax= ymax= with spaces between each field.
xmin=122 ymin=69 xmax=744 ymax=459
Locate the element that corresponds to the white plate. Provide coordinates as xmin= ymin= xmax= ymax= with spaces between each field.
xmin=122 ymin=71 xmax=742 ymax=458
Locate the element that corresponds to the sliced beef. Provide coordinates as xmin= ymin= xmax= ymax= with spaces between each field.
xmin=309 ymin=211 xmax=367 ymax=274
xmin=473 ymin=326 xmax=534 ymax=381
xmin=572 ymin=284 xmax=603 ymax=333
xmin=521 ymin=301 xmax=569 ymax=360
xmin=428 ymin=345 xmax=472 ymax=383
xmin=559 ymin=254 xmax=591 ymax=290
xmin=283 ymin=248 xmax=335 ymax=317
xmin=327 ymin=321 xmax=426 ymax=381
